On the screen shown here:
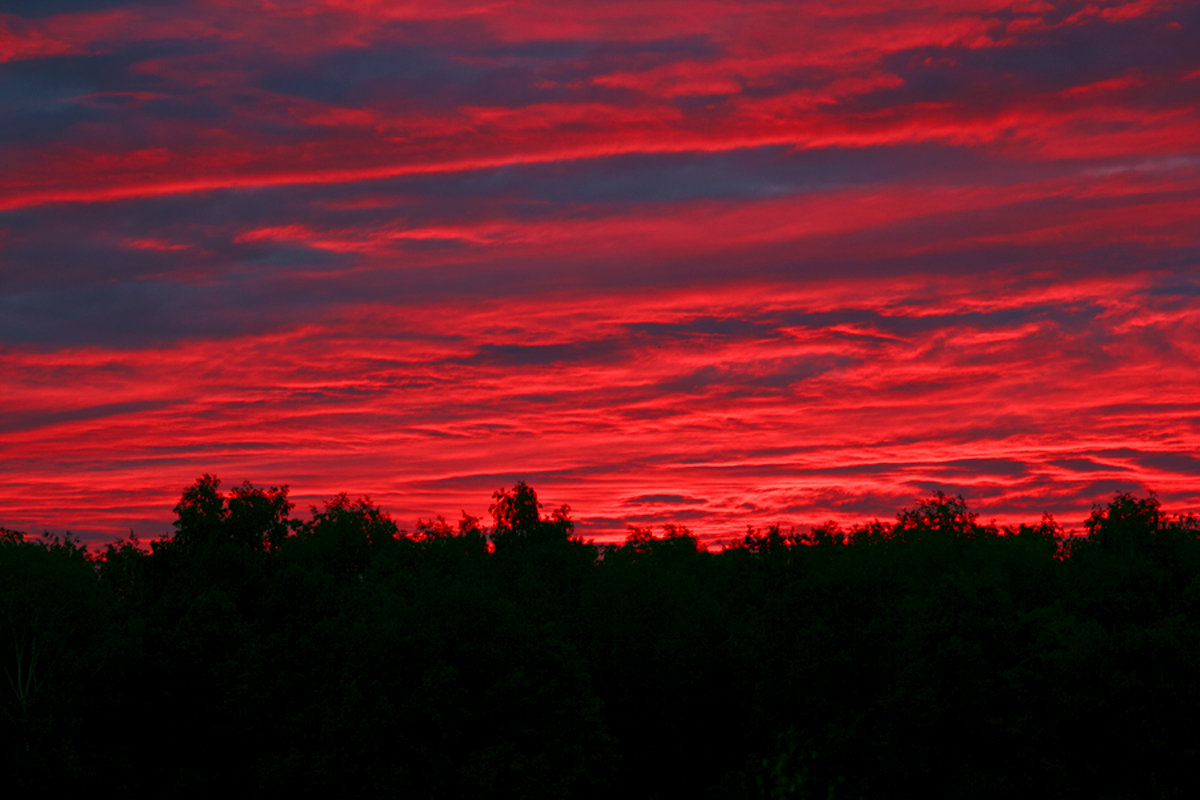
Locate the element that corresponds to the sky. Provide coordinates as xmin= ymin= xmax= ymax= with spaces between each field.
xmin=2 ymin=0 xmax=1199 ymax=546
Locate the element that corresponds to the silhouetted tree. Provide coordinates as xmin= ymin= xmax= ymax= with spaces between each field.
xmin=227 ymin=481 xmax=293 ymax=551
xmin=729 ymin=522 xmax=803 ymax=554
xmin=97 ymin=533 xmax=149 ymax=602
xmin=293 ymin=493 xmax=398 ymax=576
xmin=894 ymin=491 xmax=994 ymax=543
xmin=1085 ymin=490 xmax=1162 ymax=555
xmin=171 ymin=473 xmax=225 ymax=551
xmin=170 ymin=474 xmax=293 ymax=552
xmin=415 ymin=512 xmax=488 ymax=561
xmin=1 ymin=532 xmax=104 ymax=790
xmin=489 ymin=481 xmax=574 ymax=552
xmin=14 ymin=474 xmax=1200 ymax=797
xmin=610 ymin=523 xmax=702 ymax=565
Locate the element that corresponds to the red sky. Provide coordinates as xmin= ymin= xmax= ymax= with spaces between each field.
xmin=3 ymin=0 xmax=1199 ymax=546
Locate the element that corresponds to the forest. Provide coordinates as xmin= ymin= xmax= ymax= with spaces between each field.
xmin=4 ymin=476 xmax=1200 ymax=798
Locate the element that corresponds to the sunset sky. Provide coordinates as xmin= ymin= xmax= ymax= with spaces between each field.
xmin=3 ymin=0 xmax=1199 ymax=546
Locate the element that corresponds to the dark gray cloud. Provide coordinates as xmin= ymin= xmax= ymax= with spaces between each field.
xmin=0 ymin=262 xmax=363 ymax=347
xmin=1137 ymin=452 xmax=1200 ymax=474
xmin=466 ymin=340 xmax=629 ymax=367
xmin=0 ymin=399 xmax=173 ymax=435
xmin=0 ymin=43 xmax=223 ymax=145
xmin=873 ymin=5 xmax=1200 ymax=113
xmin=4 ymin=0 xmax=137 ymax=17
xmin=938 ymin=458 xmax=1030 ymax=478
xmin=257 ymin=42 xmax=485 ymax=108
xmin=1077 ymin=478 xmax=1152 ymax=499
xmin=652 ymin=356 xmax=850 ymax=397
xmin=628 ymin=315 xmax=774 ymax=340
xmin=623 ymin=494 xmax=707 ymax=506
xmin=1050 ymin=458 xmax=1125 ymax=473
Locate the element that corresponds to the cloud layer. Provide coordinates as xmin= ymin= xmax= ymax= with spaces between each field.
xmin=3 ymin=0 xmax=1199 ymax=544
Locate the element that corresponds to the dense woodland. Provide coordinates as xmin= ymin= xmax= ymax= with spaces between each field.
xmin=4 ymin=477 xmax=1200 ymax=798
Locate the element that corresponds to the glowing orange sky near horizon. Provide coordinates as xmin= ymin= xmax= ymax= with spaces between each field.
xmin=2 ymin=0 xmax=1198 ymax=546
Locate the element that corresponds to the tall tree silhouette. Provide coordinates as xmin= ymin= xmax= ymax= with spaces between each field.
xmin=292 ymin=493 xmax=398 ymax=576
xmin=171 ymin=474 xmax=293 ymax=552
xmin=489 ymin=481 xmax=573 ymax=552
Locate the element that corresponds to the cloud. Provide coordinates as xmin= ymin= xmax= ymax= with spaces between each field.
xmin=2 ymin=0 xmax=1199 ymax=543
xmin=624 ymin=494 xmax=707 ymax=506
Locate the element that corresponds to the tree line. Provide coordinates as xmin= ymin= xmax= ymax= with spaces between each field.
xmin=3 ymin=476 xmax=1200 ymax=798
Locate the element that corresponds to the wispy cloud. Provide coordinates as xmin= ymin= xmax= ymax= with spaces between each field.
xmin=2 ymin=0 xmax=1198 ymax=543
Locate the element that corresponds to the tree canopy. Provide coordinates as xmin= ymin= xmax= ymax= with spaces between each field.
xmin=4 ymin=480 xmax=1200 ymax=798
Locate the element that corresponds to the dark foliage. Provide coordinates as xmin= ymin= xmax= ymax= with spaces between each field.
xmin=4 ymin=480 xmax=1200 ymax=798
